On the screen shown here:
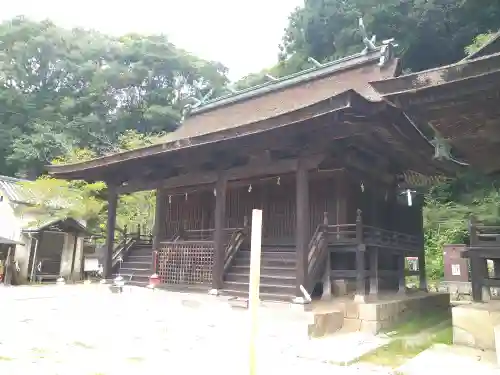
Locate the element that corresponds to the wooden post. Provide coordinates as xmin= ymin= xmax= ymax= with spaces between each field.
xmin=369 ymin=247 xmax=379 ymax=295
xmin=294 ymin=159 xmax=309 ymax=303
xmin=416 ymin=197 xmax=427 ymax=291
xmin=418 ymin=251 xmax=427 ymax=291
xmin=355 ymin=209 xmax=366 ymax=302
xmin=210 ymin=174 xmax=227 ymax=293
xmin=103 ymin=185 xmax=118 ymax=280
xmin=248 ymin=209 xmax=263 ymax=375
xmin=152 ymin=188 xmax=166 ymax=251
xmin=321 ymin=212 xmax=331 ymax=300
xmin=469 ymin=215 xmax=483 ymax=302
xmin=397 ymin=254 xmax=406 ymax=295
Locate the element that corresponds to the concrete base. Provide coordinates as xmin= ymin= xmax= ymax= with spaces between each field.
xmin=311 ymin=291 xmax=450 ymax=335
xmin=452 ymin=301 xmax=500 ymax=351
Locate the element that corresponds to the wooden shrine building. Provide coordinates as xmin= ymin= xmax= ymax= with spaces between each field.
xmin=370 ymin=31 xmax=500 ymax=303
xmin=47 ymin=38 xmax=459 ymax=302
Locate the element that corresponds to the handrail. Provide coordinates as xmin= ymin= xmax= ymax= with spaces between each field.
xmin=224 ymin=224 xmax=248 ymax=272
xmin=111 ymin=237 xmax=136 ymax=268
xmin=306 ymin=212 xmax=329 ymax=291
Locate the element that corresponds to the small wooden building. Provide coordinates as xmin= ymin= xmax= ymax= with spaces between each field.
xmin=48 ymin=40 xmax=458 ymax=302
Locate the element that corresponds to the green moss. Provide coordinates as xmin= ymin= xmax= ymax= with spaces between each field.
xmin=127 ymin=357 xmax=144 ymax=362
xmin=73 ymin=341 xmax=93 ymax=349
xmin=359 ymin=324 xmax=453 ymax=368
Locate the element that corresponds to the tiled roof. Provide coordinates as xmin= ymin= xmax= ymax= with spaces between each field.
xmin=0 ymin=175 xmax=36 ymax=204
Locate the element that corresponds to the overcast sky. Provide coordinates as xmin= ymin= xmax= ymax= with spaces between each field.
xmin=3 ymin=0 xmax=303 ymax=80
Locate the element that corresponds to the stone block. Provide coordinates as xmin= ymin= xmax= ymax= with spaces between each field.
xmin=358 ymin=303 xmax=379 ymax=321
xmin=360 ymin=320 xmax=382 ymax=334
xmin=342 ymin=318 xmax=361 ymax=332
xmin=307 ymin=311 xmax=344 ymax=338
xmin=452 ymin=305 xmax=500 ymax=351
xmin=344 ymin=302 xmax=359 ymax=319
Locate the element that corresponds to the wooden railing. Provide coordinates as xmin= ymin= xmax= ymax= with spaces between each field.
xmin=306 ymin=212 xmax=329 ymax=291
xmin=224 ymin=217 xmax=249 ymax=272
xmin=322 ymin=210 xmax=421 ymax=253
xmin=111 ymin=237 xmax=136 ymax=269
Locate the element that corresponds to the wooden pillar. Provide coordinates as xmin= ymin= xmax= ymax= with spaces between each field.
xmin=355 ymin=209 xmax=366 ymax=301
xmin=415 ymin=197 xmax=427 ymax=291
xmin=294 ymin=159 xmax=309 ymax=301
xmin=152 ymin=188 xmax=167 ymax=250
xmin=469 ymin=215 xmax=484 ymax=302
xmin=369 ymin=247 xmax=379 ymax=295
xmin=418 ymin=252 xmax=427 ymax=291
xmin=103 ymin=185 xmax=118 ymax=280
xmin=210 ymin=174 xmax=227 ymax=293
xmin=321 ymin=212 xmax=332 ymax=300
xmin=397 ymin=253 xmax=406 ymax=295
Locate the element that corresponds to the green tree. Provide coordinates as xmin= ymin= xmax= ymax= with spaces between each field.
xmin=0 ymin=17 xmax=228 ymax=178
xmin=19 ymin=130 xmax=162 ymax=237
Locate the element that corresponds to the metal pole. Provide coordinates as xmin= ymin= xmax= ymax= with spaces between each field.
xmin=248 ymin=209 xmax=263 ymax=375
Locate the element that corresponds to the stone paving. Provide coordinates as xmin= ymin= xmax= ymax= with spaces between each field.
xmin=0 ymin=285 xmax=395 ymax=375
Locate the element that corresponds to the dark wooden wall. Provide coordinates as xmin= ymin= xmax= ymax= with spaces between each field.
xmin=163 ymin=172 xmax=341 ymax=244
xmin=162 ymin=169 xmax=423 ymax=244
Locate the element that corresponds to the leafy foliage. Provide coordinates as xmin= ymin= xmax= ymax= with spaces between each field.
xmin=0 ymin=17 xmax=228 ymax=178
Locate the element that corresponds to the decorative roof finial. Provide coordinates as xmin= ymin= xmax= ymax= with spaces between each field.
xmin=359 ymin=18 xmax=377 ymax=54
xmin=307 ymin=57 xmax=323 ymax=68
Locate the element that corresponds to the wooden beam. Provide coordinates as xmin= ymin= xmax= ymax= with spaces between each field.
xmin=116 ymin=154 xmax=325 ymax=194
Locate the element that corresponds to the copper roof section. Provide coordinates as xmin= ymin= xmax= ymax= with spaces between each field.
xmin=48 ymin=47 xmax=400 ymax=180
xmin=369 ymin=51 xmax=500 ymax=173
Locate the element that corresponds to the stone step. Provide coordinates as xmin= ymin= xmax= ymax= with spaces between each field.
xmin=225 ymin=272 xmax=296 ymax=286
xmin=119 ymin=267 xmax=151 ymax=277
xmin=128 ymin=248 xmax=153 ymax=256
xmin=231 ymin=264 xmax=296 ymax=276
xmin=127 ymin=255 xmax=151 ymax=262
xmin=223 ymin=280 xmax=296 ymax=296
xmin=221 ymin=288 xmax=293 ymax=302
xmin=115 ymin=273 xmax=150 ymax=284
xmin=122 ymin=261 xmax=151 ymax=269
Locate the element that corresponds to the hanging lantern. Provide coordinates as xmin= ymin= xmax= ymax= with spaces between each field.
xmin=360 ymin=182 xmax=365 ymax=192
xmin=168 ymin=195 xmax=172 ymax=204
xmin=185 ymin=192 xmax=188 ymax=201
xmin=276 ymin=176 xmax=280 ymax=185
xmin=248 ymin=184 xmax=252 ymax=193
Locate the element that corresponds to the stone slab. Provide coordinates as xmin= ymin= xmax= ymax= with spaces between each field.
xmin=397 ymin=344 xmax=500 ymax=375
xmin=291 ymin=332 xmax=389 ymax=364
xmin=453 ymin=302 xmax=500 ymax=350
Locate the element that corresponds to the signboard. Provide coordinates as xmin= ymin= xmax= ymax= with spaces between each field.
xmin=451 ymin=264 xmax=461 ymax=276
xmin=406 ymin=257 xmax=419 ymax=271
xmin=84 ymin=257 xmax=99 ymax=271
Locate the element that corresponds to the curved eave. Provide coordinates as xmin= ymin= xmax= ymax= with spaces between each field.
xmin=369 ymin=51 xmax=500 ymax=107
xmin=48 ymin=90 xmax=373 ymax=180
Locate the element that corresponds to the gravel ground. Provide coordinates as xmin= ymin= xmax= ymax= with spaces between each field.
xmin=0 ymin=285 xmax=394 ymax=375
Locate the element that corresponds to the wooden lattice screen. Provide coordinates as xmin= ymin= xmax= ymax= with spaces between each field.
xmin=158 ymin=241 xmax=214 ymax=285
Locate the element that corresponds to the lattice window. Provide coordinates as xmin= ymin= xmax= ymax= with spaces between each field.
xmin=157 ymin=241 xmax=214 ymax=285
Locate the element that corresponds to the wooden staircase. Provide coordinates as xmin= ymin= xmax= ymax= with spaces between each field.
xmin=113 ymin=242 xmax=153 ymax=286
xmin=223 ymin=245 xmax=297 ymax=301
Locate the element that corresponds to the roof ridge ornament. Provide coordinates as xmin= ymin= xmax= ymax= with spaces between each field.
xmin=359 ymin=18 xmax=377 ymax=54
xmin=358 ymin=17 xmax=397 ymax=67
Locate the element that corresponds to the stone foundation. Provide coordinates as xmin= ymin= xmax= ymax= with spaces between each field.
xmin=311 ymin=292 xmax=450 ymax=335
xmin=452 ymin=301 xmax=500 ymax=351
